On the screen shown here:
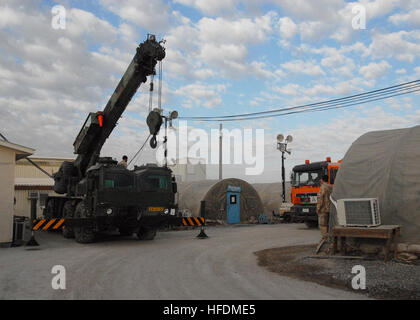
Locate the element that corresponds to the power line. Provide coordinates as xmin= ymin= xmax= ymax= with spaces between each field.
xmin=180 ymin=80 xmax=419 ymax=120
xmin=203 ymin=86 xmax=420 ymax=122
xmin=178 ymin=80 xmax=420 ymax=122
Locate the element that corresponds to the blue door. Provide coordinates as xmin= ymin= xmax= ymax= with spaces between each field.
xmin=227 ymin=192 xmax=240 ymax=224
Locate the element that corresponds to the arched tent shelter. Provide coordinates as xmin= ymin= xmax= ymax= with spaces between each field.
xmin=178 ymin=178 xmax=264 ymax=223
xmin=253 ymin=182 xmax=292 ymax=214
xmin=330 ymin=125 xmax=420 ymax=242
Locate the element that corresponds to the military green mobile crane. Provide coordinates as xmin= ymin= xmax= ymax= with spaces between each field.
xmin=44 ymin=35 xmax=178 ymax=243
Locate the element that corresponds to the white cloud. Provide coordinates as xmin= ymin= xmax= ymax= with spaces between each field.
xmin=273 ymin=0 xmax=343 ymax=21
xmin=197 ymin=15 xmax=273 ymax=45
xmin=359 ymin=60 xmax=391 ymax=79
xmin=278 ymin=17 xmax=298 ymax=39
xmin=164 ymin=12 xmax=277 ymax=79
xmin=0 ymin=5 xmax=21 ymax=28
xmin=175 ymin=83 xmax=226 ymax=108
xmin=273 ymin=83 xmax=300 ymax=96
xmin=269 ymin=0 xmax=408 ymax=43
xmin=0 ymin=4 xmax=147 ymax=158
xmin=173 ymin=0 xmax=238 ymax=15
xmin=66 ymin=8 xmax=118 ymax=42
xmin=367 ymin=31 xmax=420 ymax=62
xmin=281 ymin=60 xmax=326 ymax=76
xmin=99 ymin=0 xmax=170 ymax=32
xmin=272 ymin=78 xmax=369 ymax=99
xmin=389 ymin=9 xmax=420 ymax=27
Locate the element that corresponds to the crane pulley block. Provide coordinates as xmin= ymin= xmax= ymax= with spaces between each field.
xmin=146 ymin=110 xmax=163 ymax=136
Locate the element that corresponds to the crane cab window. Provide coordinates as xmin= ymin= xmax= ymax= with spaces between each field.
xmin=144 ymin=175 xmax=169 ymax=191
xmin=104 ymin=174 xmax=134 ymax=189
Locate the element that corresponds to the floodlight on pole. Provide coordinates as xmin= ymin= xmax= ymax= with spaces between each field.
xmin=170 ymin=110 xmax=178 ymax=120
xmin=277 ymin=133 xmax=292 ymax=203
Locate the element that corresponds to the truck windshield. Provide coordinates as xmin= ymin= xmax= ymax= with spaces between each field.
xmin=104 ymin=174 xmax=134 ymax=189
xmin=293 ymin=170 xmax=322 ymax=187
xmin=144 ymin=175 xmax=168 ymax=191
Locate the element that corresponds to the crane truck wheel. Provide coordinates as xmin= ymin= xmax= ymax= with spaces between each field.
xmin=62 ymin=201 xmax=75 ymax=239
xmin=119 ymin=228 xmax=134 ymax=236
xmin=137 ymin=227 xmax=156 ymax=240
xmin=73 ymin=202 xmax=95 ymax=244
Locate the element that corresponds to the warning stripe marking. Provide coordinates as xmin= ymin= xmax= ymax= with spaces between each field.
xmin=53 ymin=219 xmax=65 ymax=229
xmin=181 ymin=217 xmax=205 ymax=227
xmin=42 ymin=219 xmax=56 ymax=230
xmin=33 ymin=219 xmax=46 ymax=231
xmin=32 ymin=218 xmax=66 ymax=231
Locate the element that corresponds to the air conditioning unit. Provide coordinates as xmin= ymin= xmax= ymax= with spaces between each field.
xmin=334 ymin=198 xmax=381 ymax=227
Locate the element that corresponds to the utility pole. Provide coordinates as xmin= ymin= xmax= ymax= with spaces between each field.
xmin=219 ymin=123 xmax=222 ymax=180
xmin=281 ymin=152 xmax=286 ymax=203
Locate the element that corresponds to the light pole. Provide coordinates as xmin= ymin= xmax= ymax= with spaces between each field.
xmin=277 ymin=134 xmax=292 ymax=203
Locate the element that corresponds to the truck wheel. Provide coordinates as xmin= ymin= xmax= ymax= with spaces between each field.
xmin=73 ymin=202 xmax=95 ymax=244
xmin=74 ymin=227 xmax=95 ymax=243
xmin=119 ymin=228 xmax=133 ymax=236
xmin=62 ymin=201 xmax=75 ymax=239
xmin=305 ymin=220 xmax=318 ymax=228
xmin=137 ymin=228 xmax=156 ymax=240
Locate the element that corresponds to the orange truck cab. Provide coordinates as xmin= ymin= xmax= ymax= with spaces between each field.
xmin=290 ymin=157 xmax=340 ymax=227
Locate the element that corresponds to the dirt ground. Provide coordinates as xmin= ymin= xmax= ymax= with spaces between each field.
xmin=0 ymin=224 xmax=365 ymax=300
xmin=255 ymin=244 xmax=420 ymax=300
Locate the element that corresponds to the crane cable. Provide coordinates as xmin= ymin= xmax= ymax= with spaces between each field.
xmin=178 ymin=80 xmax=420 ymax=122
xmin=128 ymin=134 xmax=151 ymax=167
xmin=158 ymin=60 xmax=163 ymax=110
xmin=132 ymin=61 xmax=163 ymax=167
xmin=148 ymin=74 xmax=154 ymax=113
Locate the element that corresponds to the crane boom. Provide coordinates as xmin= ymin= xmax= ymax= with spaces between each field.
xmin=54 ymin=35 xmax=165 ymax=194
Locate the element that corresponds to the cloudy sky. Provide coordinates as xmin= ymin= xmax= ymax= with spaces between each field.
xmin=0 ymin=0 xmax=419 ymax=182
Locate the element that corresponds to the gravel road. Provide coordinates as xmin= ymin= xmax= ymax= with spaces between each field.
xmin=0 ymin=224 xmax=367 ymax=300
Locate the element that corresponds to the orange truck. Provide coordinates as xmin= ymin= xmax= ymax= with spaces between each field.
xmin=289 ymin=157 xmax=340 ymax=227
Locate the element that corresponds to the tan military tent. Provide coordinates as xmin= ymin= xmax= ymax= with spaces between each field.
xmin=330 ymin=125 xmax=420 ymax=242
xmin=178 ymin=178 xmax=265 ymax=222
xmin=253 ymin=182 xmax=291 ymax=214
